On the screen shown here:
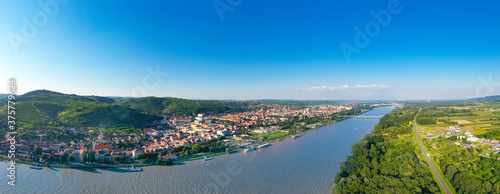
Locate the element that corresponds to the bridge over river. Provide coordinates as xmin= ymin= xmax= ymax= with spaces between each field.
xmin=339 ymin=115 xmax=383 ymax=119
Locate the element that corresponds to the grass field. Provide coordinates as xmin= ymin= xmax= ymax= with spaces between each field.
xmin=248 ymin=132 xmax=262 ymax=136
xmin=479 ymin=102 xmax=500 ymax=108
xmin=264 ymin=131 xmax=289 ymax=139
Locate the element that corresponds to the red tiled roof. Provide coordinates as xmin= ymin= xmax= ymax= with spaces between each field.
xmin=94 ymin=144 xmax=111 ymax=150
xmin=162 ymin=155 xmax=179 ymax=159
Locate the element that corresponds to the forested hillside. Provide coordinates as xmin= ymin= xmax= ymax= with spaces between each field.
xmin=0 ymin=90 xmax=160 ymax=131
xmin=117 ymin=97 xmax=253 ymax=116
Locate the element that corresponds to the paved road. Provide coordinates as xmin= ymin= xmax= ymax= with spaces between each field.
xmin=414 ymin=109 xmax=452 ymax=194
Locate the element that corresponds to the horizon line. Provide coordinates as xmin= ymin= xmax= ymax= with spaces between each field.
xmin=1 ymin=89 xmax=493 ymax=102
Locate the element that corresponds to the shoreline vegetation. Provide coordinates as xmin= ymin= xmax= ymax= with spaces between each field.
xmin=332 ymin=105 xmax=441 ymax=193
xmin=1 ymin=105 xmax=378 ymax=170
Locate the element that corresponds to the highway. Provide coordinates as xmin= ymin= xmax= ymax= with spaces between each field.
xmin=413 ymin=109 xmax=452 ymax=194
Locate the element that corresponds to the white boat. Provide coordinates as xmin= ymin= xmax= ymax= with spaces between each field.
xmin=125 ymin=164 xmax=143 ymax=172
xmin=203 ymin=156 xmax=213 ymax=161
xmin=244 ymin=147 xmax=256 ymax=153
xmin=257 ymin=143 xmax=271 ymax=149
xmin=291 ymin=134 xmax=303 ymax=139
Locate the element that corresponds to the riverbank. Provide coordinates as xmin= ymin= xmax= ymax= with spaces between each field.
xmin=0 ymin=156 xmax=155 ymax=169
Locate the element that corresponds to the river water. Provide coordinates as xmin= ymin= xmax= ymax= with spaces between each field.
xmin=0 ymin=106 xmax=396 ymax=194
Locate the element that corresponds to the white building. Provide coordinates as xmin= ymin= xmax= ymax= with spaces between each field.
xmin=217 ymin=130 xmax=232 ymax=136
xmin=132 ymin=149 xmax=143 ymax=158
xmin=195 ymin=114 xmax=205 ymax=123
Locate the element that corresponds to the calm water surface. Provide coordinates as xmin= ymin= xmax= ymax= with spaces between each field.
xmin=0 ymin=106 xmax=396 ymax=194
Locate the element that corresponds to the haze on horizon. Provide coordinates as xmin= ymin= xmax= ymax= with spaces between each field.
xmin=1 ymin=1 xmax=499 ymax=100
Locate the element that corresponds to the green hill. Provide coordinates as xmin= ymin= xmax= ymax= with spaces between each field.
xmin=18 ymin=90 xmax=97 ymax=105
xmin=117 ymin=97 xmax=251 ymax=116
xmin=85 ymin=95 xmax=117 ymax=104
xmin=470 ymin=95 xmax=500 ymax=102
xmin=0 ymin=90 xmax=160 ymax=131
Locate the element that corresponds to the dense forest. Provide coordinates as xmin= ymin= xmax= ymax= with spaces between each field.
xmin=442 ymin=160 xmax=500 ymax=193
xmin=333 ymin=105 xmax=441 ymax=193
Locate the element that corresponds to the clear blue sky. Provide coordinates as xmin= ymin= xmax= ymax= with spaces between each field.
xmin=1 ymin=0 xmax=499 ymax=100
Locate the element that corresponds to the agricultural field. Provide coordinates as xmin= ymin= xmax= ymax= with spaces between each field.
xmin=419 ymin=104 xmax=500 ymax=136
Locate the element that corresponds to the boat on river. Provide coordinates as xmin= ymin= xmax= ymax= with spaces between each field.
xmin=257 ymin=143 xmax=271 ymax=149
xmin=291 ymin=134 xmax=303 ymax=139
xmin=125 ymin=164 xmax=143 ymax=172
xmin=244 ymin=147 xmax=256 ymax=153
xmin=203 ymin=156 xmax=213 ymax=161
xmin=30 ymin=163 xmax=43 ymax=170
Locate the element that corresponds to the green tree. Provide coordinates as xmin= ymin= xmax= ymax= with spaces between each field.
xmin=137 ymin=152 xmax=159 ymax=162
xmin=60 ymin=152 xmax=69 ymax=164
xmin=82 ymin=151 xmax=88 ymax=164
xmin=100 ymin=157 xmax=109 ymax=164
xmin=90 ymin=151 xmax=96 ymax=163
xmin=165 ymin=158 xmax=173 ymax=165
xmin=40 ymin=154 xmax=48 ymax=162
xmin=35 ymin=146 xmax=43 ymax=156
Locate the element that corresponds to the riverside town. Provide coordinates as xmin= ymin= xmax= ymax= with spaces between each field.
xmin=0 ymin=91 xmax=398 ymax=169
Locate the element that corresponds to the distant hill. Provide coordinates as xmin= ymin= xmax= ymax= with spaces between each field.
xmin=85 ymin=95 xmax=117 ymax=104
xmin=0 ymin=90 xmax=160 ymax=131
xmin=19 ymin=90 xmax=98 ymax=105
xmin=260 ymin=100 xmax=338 ymax=108
xmin=470 ymin=95 xmax=500 ymax=102
xmin=117 ymin=97 xmax=253 ymax=116
xmin=0 ymin=94 xmax=8 ymax=100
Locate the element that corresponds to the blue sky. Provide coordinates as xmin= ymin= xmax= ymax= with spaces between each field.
xmin=1 ymin=0 xmax=499 ymax=100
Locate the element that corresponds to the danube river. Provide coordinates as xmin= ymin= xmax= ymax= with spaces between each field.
xmin=1 ymin=106 xmax=396 ymax=194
